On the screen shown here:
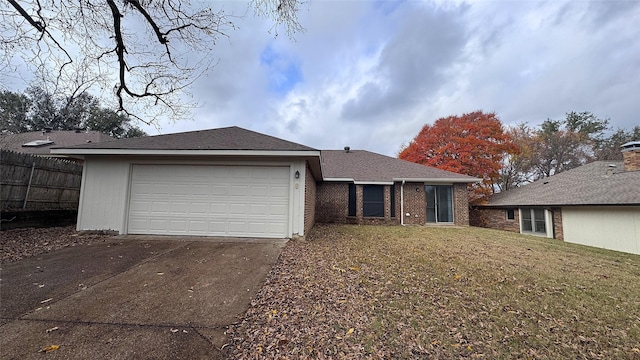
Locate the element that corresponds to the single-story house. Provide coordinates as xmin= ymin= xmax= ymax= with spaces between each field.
xmin=0 ymin=129 xmax=113 ymax=158
xmin=51 ymin=126 xmax=479 ymax=238
xmin=471 ymin=141 xmax=640 ymax=255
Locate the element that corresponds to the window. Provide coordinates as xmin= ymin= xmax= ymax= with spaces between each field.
xmin=506 ymin=209 xmax=515 ymax=220
xmin=363 ymin=185 xmax=384 ymax=217
xmin=348 ymin=183 xmax=356 ymax=216
xmin=521 ymin=209 xmax=533 ymax=231
xmin=520 ymin=208 xmax=548 ymax=236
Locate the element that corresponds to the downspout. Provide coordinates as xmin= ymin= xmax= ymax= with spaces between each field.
xmin=400 ymin=180 xmax=405 ymax=226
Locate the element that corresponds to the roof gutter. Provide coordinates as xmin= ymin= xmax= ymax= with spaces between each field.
xmin=392 ymin=177 xmax=482 ymax=183
xmin=49 ymin=148 xmax=322 ymax=157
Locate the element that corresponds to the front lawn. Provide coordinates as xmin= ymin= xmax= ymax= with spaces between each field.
xmin=228 ymin=225 xmax=640 ymax=359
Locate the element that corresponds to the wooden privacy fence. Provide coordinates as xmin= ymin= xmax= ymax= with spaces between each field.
xmin=1 ymin=150 xmax=83 ymax=210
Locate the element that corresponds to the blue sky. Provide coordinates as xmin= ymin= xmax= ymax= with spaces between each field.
xmin=3 ymin=1 xmax=639 ymax=156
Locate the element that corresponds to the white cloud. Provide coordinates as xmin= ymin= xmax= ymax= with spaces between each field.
xmin=6 ymin=1 xmax=638 ymax=156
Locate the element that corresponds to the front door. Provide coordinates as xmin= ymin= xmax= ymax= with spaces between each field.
xmin=426 ymin=185 xmax=453 ymax=223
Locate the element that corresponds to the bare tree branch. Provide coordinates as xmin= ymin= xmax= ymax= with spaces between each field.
xmin=1 ymin=0 xmax=304 ymax=125
xmin=6 ymin=0 xmax=43 ymax=32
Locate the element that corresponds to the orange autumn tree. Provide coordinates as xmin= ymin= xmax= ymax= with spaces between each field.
xmin=399 ymin=111 xmax=518 ymax=203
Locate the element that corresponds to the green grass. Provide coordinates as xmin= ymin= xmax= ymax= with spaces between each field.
xmin=229 ymin=224 xmax=640 ymax=359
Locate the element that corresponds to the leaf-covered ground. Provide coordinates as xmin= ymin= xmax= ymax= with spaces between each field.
xmin=227 ymin=224 xmax=640 ymax=359
xmin=0 ymin=225 xmax=113 ymax=264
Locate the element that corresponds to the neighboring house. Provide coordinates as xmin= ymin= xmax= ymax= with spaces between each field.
xmin=471 ymin=141 xmax=640 ymax=255
xmin=0 ymin=129 xmax=113 ymax=158
xmin=51 ymin=126 xmax=479 ymax=239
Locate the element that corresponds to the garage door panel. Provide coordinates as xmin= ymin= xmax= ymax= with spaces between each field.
xmin=189 ymin=221 xmax=206 ymax=232
xmin=169 ymin=220 xmax=188 ymax=232
xmin=149 ymin=201 xmax=170 ymax=214
xmin=271 ymin=185 xmax=289 ymax=198
xmin=191 ymin=202 xmax=208 ymax=214
xmin=270 ymin=204 xmax=288 ymax=216
xmin=171 ymin=202 xmax=189 ymax=214
xmin=229 ymin=203 xmax=248 ymax=215
xmin=128 ymin=165 xmax=290 ymax=237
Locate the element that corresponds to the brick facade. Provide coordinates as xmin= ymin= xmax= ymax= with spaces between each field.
xmin=401 ymin=182 xmax=426 ymax=225
xmin=316 ymin=181 xmax=471 ymax=226
xmin=471 ymin=206 xmax=564 ymax=240
xmin=355 ymin=184 xmax=399 ymax=225
xmin=622 ymin=148 xmax=640 ymax=171
xmin=470 ymin=207 xmax=520 ymax=233
xmin=303 ymin=163 xmax=316 ymax=235
xmin=453 ymin=183 xmax=470 ymax=226
xmin=315 ymin=182 xmax=349 ymax=223
xmin=551 ymin=207 xmax=563 ymax=240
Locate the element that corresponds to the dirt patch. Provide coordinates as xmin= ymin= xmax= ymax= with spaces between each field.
xmin=0 ymin=226 xmax=115 ymax=264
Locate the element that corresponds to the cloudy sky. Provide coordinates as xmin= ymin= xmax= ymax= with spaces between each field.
xmin=9 ymin=0 xmax=640 ymax=156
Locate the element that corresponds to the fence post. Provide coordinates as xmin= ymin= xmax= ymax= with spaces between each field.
xmin=23 ymin=162 xmax=36 ymax=209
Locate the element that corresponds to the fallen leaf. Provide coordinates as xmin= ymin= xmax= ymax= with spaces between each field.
xmin=41 ymin=345 xmax=59 ymax=352
xmin=346 ymin=328 xmax=354 ymax=336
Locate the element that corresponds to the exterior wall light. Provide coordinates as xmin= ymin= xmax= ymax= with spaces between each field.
xmin=295 ymin=170 xmax=300 ymax=179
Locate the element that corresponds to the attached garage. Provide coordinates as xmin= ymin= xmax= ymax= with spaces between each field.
xmin=52 ymin=127 xmax=322 ymax=239
xmin=562 ymin=206 xmax=640 ymax=255
xmin=128 ymin=165 xmax=290 ymax=237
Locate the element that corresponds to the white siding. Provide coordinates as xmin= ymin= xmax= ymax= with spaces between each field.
xmin=77 ymin=158 xmax=130 ymax=232
xmin=563 ymin=206 xmax=640 ymax=255
xmin=77 ymin=157 xmax=308 ymax=238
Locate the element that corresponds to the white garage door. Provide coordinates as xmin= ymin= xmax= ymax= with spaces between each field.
xmin=128 ymin=165 xmax=290 ymax=238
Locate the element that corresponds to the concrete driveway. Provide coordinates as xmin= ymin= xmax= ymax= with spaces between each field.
xmin=0 ymin=236 xmax=286 ymax=359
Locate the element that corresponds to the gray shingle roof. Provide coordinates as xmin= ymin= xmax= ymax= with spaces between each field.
xmin=484 ymin=161 xmax=640 ymax=206
xmin=53 ymin=126 xmax=317 ymax=151
xmin=321 ymin=150 xmax=479 ymax=183
xmin=0 ymin=131 xmax=113 ymax=155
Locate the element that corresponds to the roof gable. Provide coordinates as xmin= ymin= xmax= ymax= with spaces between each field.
xmin=321 ymin=150 xmax=479 ymax=183
xmin=54 ymin=126 xmax=317 ymax=151
xmin=485 ymin=161 xmax=640 ymax=206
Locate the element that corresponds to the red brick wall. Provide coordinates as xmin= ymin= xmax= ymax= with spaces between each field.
xmin=471 ymin=206 xmax=564 ymax=240
xmin=470 ymin=207 xmax=520 ymax=233
xmin=551 ymin=207 xmax=563 ymax=240
xmin=303 ymin=163 xmax=316 ymax=235
xmin=623 ymin=148 xmax=640 ymax=171
xmin=453 ymin=183 xmax=470 ymax=226
xmin=316 ymin=183 xmax=401 ymax=225
xmin=356 ymin=184 xmax=399 ymax=225
xmin=402 ymin=182 xmax=426 ymax=225
xmin=316 ymin=181 xmax=471 ymax=227
xmin=315 ymin=182 xmax=349 ymax=223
